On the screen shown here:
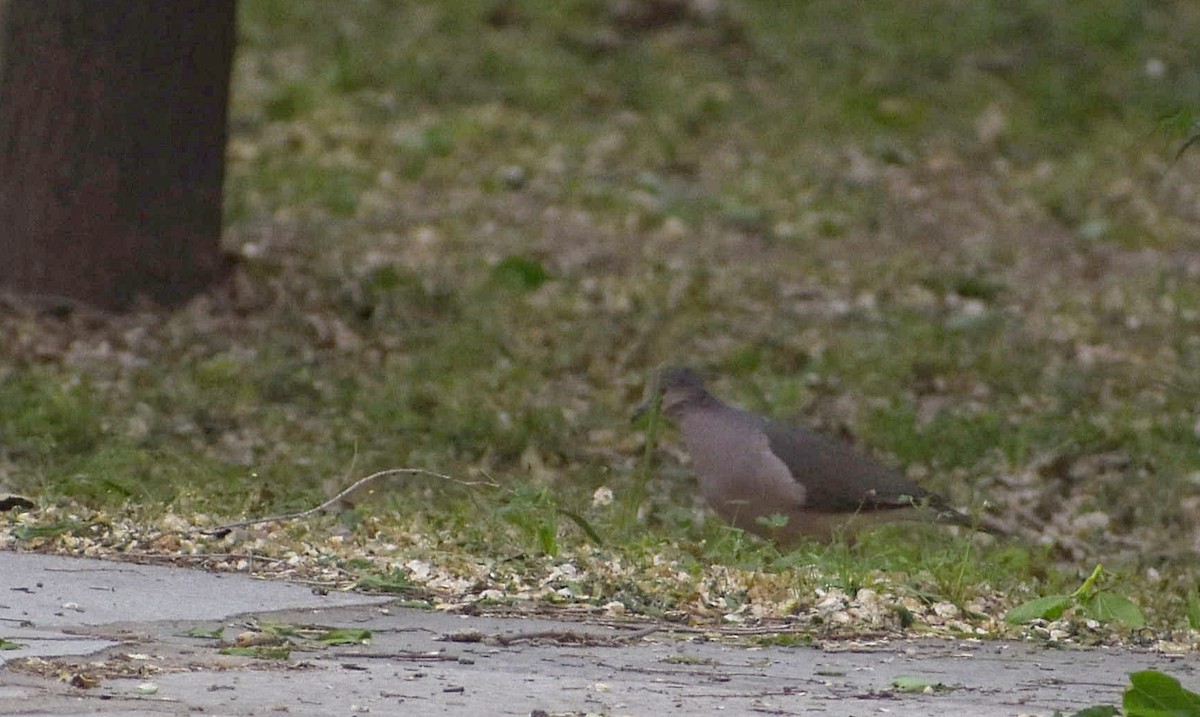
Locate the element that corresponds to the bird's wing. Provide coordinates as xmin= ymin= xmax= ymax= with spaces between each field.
xmin=761 ymin=420 xmax=933 ymax=512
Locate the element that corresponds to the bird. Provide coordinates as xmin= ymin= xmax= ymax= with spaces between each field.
xmin=634 ymin=366 xmax=974 ymax=544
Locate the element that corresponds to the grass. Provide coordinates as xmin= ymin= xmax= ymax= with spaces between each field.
xmin=4 ymin=0 xmax=1200 ymax=637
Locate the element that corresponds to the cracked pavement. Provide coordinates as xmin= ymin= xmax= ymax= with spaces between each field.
xmin=2 ymin=550 xmax=1196 ymax=716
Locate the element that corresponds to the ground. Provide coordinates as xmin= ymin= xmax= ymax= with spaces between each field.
xmin=3 ymin=551 xmax=1197 ymax=716
xmin=4 ymin=0 xmax=1200 ymax=657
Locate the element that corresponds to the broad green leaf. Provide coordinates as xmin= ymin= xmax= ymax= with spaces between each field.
xmin=1124 ymin=670 xmax=1200 ymax=717
xmin=257 ymin=621 xmax=300 ymax=637
xmin=11 ymin=521 xmax=82 ymax=541
xmin=1005 ymin=595 xmax=1073 ymax=624
xmin=316 ymin=628 xmax=371 ymax=646
xmin=356 ymin=569 xmax=416 ymax=594
xmin=1073 ymin=564 xmax=1106 ymax=599
xmin=1068 ymin=706 xmax=1119 ymax=717
xmin=892 ymin=675 xmax=947 ymax=693
xmin=184 ymin=626 xmax=224 ymax=639
xmin=1083 ymin=592 xmax=1145 ymax=629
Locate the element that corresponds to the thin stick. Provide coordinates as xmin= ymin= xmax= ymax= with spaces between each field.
xmin=443 ymin=626 xmax=660 ymax=647
xmin=330 ymin=650 xmax=460 ymax=661
xmin=199 ymin=468 xmax=497 ymax=536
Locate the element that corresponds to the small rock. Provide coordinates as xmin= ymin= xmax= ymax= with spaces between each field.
xmin=498 ymin=165 xmax=527 ymax=189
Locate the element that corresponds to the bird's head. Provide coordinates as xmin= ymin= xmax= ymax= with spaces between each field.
xmin=632 ymin=366 xmax=713 ymax=422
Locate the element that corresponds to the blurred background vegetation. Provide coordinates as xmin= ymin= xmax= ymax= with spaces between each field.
xmin=4 ymin=0 xmax=1200 ymax=628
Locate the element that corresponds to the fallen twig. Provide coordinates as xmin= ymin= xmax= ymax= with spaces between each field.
xmin=199 ymin=468 xmax=496 ymax=536
xmin=442 ymin=626 xmax=660 ymax=647
xmin=330 ymin=650 xmax=460 ymax=662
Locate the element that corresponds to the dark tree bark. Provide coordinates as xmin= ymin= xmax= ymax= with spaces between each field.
xmin=0 ymin=0 xmax=237 ymax=311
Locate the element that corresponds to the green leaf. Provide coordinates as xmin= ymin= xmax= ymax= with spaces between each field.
xmin=892 ymin=675 xmax=947 ymax=693
xmin=491 ymin=255 xmax=550 ymax=291
xmin=1124 ymin=670 xmax=1200 ymax=717
xmin=1186 ymin=589 xmax=1200 ymax=631
xmin=11 ymin=521 xmax=82 ymax=541
xmin=1068 ymin=706 xmax=1120 ymax=717
xmin=355 ymin=569 xmax=416 ymax=594
xmin=365 ymin=265 xmax=403 ymax=292
xmin=257 ymin=621 xmax=300 ymax=637
xmin=558 ymin=509 xmax=603 ymax=547
xmin=1005 ymin=595 xmax=1074 ymax=624
xmin=1083 ymin=592 xmax=1145 ymax=629
xmin=536 ymin=522 xmax=559 ymax=557
xmin=1073 ymin=564 xmax=1105 ymax=599
xmin=0 ymin=638 xmax=24 ymax=650
xmin=184 ymin=626 xmax=224 ymax=639
xmin=316 ymin=628 xmax=371 ymax=646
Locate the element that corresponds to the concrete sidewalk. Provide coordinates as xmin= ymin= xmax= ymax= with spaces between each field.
xmin=1 ymin=550 xmax=1194 ymax=716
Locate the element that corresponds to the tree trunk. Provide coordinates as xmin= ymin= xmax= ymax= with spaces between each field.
xmin=0 ymin=0 xmax=237 ymax=311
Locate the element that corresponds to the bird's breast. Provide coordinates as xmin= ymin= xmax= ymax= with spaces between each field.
xmin=678 ymin=411 xmax=808 ymax=512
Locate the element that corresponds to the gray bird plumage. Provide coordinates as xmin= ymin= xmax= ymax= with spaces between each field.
xmin=639 ymin=367 xmax=968 ymax=543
